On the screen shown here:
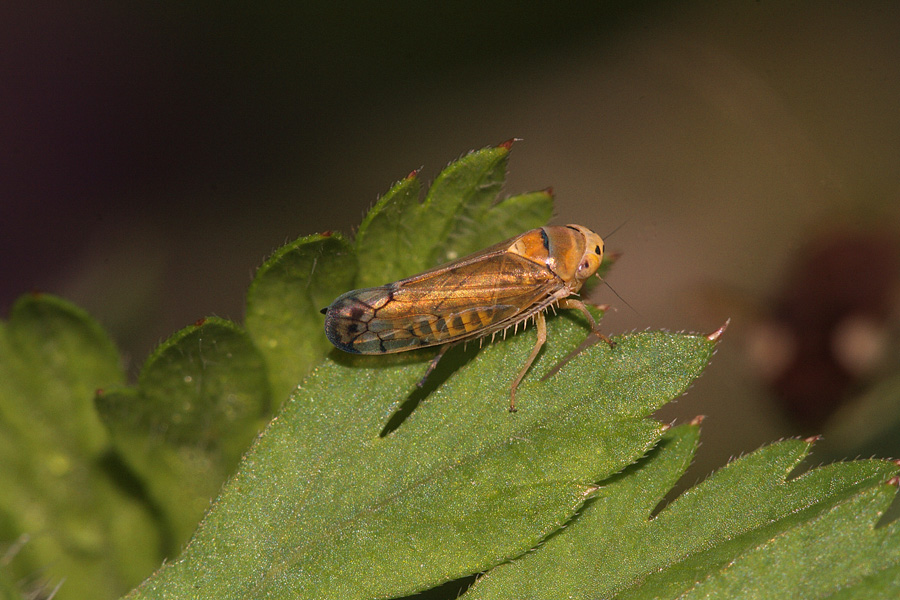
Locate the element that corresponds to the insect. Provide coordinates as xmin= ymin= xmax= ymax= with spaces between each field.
xmin=321 ymin=224 xmax=609 ymax=411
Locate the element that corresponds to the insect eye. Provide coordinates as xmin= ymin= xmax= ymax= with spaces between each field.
xmin=594 ymin=245 xmax=602 ymax=255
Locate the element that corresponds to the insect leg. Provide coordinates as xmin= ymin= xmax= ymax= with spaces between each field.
xmin=557 ymin=298 xmax=615 ymax=348
xmin=416 ymin=344 xmax=452 ymax=388
xmin=508 ymin=311 xmax=548 ymax=412
xmin=539 ymin=299 xmax=616 ymax=382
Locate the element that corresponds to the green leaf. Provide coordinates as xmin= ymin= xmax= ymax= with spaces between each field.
xmin=823 ymin=362 xmax=900 ymax=461
xmin=123 ymin=311 xmax=718 ymax=599
xmin=354 ymin=141 xmax=553 ymax=286
xmin=673 ymin=486 xmax=900 ymax=600
xmin=96 ymin=317 xmax=271 ymax=545
xmin=245 ymin=232 xmax=356 ymax=404
xmin=464 ymin=424 xmax=900 ymax=600
xmin=0 ymin=294 xmax=160 ymax=600
xmin=353 ymin=169 xmax=423 ymax=287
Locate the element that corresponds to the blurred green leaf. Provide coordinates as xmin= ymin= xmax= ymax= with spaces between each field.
xmin=0 ymin=295 xmax=160 ymax=600
xmin=822 ymin=341 xmax=900 ymax=461
xmin=0 ymin=564 xmax=25 ymax=600
xmin=96 ymin=317 xmax=270 ymax=544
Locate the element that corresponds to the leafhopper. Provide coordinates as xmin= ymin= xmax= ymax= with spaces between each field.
xmin=321 ymin=224 xmax=608 ymax=411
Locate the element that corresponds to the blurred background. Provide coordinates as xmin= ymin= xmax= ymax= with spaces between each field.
xmin=3 ymin=1 xmax=899 ymax=477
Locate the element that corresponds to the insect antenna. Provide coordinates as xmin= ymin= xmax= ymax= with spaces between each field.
xmin=599 ymin=276 xmax=642 ymax=317
xmin=603 ymin=218 xmax=629 ymax=240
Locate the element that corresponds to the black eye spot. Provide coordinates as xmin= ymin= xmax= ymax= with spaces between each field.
xmin=594 ymin=245 xmax=601 ymax=254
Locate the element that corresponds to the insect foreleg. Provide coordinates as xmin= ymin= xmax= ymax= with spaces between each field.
xmin=557 ymin=298 xmax=615 ymax=348
xmin=508 ymin=311 xmax=548 ymax=413
xmin=537 ymin=298 xmax=616 ymax=383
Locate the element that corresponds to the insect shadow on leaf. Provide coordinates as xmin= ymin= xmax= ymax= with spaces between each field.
xmin=379 ymin=343 xmax=483 ymax=437
xmin=378 ymin=307 xmax=613 ymax=437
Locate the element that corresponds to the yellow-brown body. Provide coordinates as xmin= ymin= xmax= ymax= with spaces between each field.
xmin=322 ymin=224 xmax=606 ymax=410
